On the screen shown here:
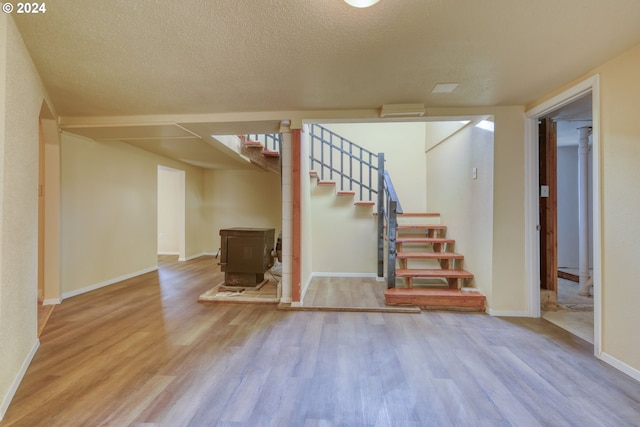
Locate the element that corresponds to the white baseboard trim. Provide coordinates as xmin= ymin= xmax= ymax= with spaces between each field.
xmin=487 ymin=309 xmax=530 ymax=317
xmin=0 ymin=339 xmax=40 ymax=420
xmin=184 ymin=253 xmax=214 ymax=261
xmin=157 ymin=251 xmax=179 ymax=256
xmin=599 ymin=352 xmax=640 ymax=383
xmin=61 ymin=266 xmax=158 ymax=300
xmin=311 ymin=272 xmax=378 ymax=278
xmin=299 ymin=275 xmax=313 ymax=303
xmin=42 ymin=298 xmax=61 ymax=306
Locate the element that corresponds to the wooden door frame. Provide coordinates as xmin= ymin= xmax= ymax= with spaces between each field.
xmin=538 ymin=118 xmax=558 ymax=302
xmin=524 ymin=75 xmax=602 ymax=356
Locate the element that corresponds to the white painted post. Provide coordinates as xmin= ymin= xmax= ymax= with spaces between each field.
xmin=578 ymin=126 xmax=593 ymax=296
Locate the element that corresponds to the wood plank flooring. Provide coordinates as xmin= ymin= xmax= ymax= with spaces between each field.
xmin=2 ymin=256 xmax=639 ymax=426
xmin=299 ymin=276 xmax=420 ymax=313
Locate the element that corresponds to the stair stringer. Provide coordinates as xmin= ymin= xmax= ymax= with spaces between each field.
xmin=240 ymin=136 xmax=280 ymax=175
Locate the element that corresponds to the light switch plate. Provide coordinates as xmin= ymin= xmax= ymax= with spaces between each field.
xmin=540 ymin=185 xmax=549 ymax=197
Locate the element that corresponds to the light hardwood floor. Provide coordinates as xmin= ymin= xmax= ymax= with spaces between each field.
xmin=2 ymin=256 xmax=639 ymax=426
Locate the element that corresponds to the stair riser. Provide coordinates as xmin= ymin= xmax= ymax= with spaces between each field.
xmin=384 ymin=290 xmax=485 ymax=310
xmin=385 ymin=295 xmax=485 ymax=308
xmin=397 ymin=258 xmax=459 ymax=270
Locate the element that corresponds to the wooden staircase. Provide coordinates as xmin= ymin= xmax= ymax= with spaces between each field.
xmin=240 ymin=135 xmax=280 ymax=174
xmin=383 ymin=213 xmax=486 ymax=311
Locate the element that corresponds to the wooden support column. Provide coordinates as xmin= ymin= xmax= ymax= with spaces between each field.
xmin=292 ymin=129 xmax=302 ymax=302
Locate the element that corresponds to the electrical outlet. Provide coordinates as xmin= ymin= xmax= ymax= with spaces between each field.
xmin=472 ymin=167 xmax=477 ymax=180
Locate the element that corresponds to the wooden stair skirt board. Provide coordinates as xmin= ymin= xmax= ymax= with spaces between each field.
xmin=384 ymin=288 xmax=486 ymax=311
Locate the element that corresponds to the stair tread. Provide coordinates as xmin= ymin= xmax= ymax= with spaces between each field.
xmin=243 ymin=141 xmax=263 ymax=148
xmin=337 ymin=191 xmax=356 ymax=195
xmin=396 ymin=237 xmax=455 ymax=243
xmin=261 ymin=150 xmax=280 ymax=157
xmin=355 ymin=201 xmax=375 ymax=206
xmin=396 ymin=268 xmax=473 ymax=278
xmin=317 ymin=181 xmax=336 ymax=186
xmin=397 ymin=251 xmax=464 ymax=259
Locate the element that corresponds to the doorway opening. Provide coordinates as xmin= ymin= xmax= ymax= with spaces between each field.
xmin=538 ymin=95 xmax=594 ymax=343
xmin=525 ymin=76 xmax=601 ymax=355
xmin=157 ymin=166 xmax=186 ymax=261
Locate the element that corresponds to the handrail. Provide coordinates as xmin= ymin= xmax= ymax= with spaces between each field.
xmin=309 ymin=124 xmax=379 ymax=202
xmin=378 ymin=169 xmax=403 ymax=288
xmin=383 ymin=171 xmax=403 ymax=214
xmin=246 ymin=133 xmax=281 ymax=153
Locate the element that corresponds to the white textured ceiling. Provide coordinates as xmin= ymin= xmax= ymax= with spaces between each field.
xmin=13 ymin=0 xmax=640 ymax=167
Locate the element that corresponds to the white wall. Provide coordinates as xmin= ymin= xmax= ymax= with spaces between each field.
xmin=157 ymin=167 xmax=182 ymax=255
xmin=557 ymin=144 xmax=593 ymax=270
xmin=426 ymin=121 xmax=495 ymax=300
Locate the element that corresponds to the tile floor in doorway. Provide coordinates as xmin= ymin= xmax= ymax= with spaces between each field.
xmin=543 ymin=274 xmax=594 ymax=344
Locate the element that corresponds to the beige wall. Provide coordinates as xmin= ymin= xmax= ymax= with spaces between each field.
xmin=203 ymin=169 xmax=281 ymax=254
xmin=321 ymin=122 xmax=427 ymax=212
xmin=0 ymin=14 xmax=47 ymax=418
xmin=426 ymin=122 xmax=495 ymax=303
xmin=488 ymin=107 xmax=527 ymax=313
xmin=60 ymin=133 xmax=206 ymax=296
xmin=526 ymin=42 xmax=640 ymax=375
xmin=585 ymin=44 xmax=640 ymax=371
xmin=310 ymin=181 xmax=378 ymax=274
xmin=307 ymin=122 xmax=427 ymax=276
xmin=421 ymin=106 xmax=527 ymax=313
xmin=41 ymin=117 xmax=61 ymax=303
